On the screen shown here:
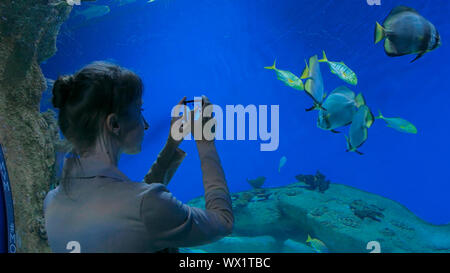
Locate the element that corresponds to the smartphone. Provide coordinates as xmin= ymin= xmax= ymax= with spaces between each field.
xmin=183 ymin=99 xmax=202 ymax=106
xmin=183 ymin=99 xmax=202 ymax=121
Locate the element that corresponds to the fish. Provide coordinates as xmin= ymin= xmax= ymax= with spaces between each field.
xmin=278 ymin=156 xmax=287 ymax=172
xmin=374 ymin=6 xmax=441 ymax=62
xmin=317 ymin=86 xmax=358 ymax=132
xmin=118 ymin=0 xmax=137 ymax=6
xmin=118 ymin=0 xmax=152 ymax=6
xmin=306 ymin=235 xmax=329 ymax=253
xmin=318 ymin=51 xmax=357 ymax=85
xmin=49 ymin=0 xmax=97 ymax=6
xmin=346 ymin=104 xmax=374 ymax=155
xmin=301 ymin=55 xmax=325 ymax=111
xmin=376 ymin=110 xmax=417 ymax=134
xmin=246 ymin=176 xmax=266 ymax=189
xmin=265 ymin=60 xmax=305 ymax=91
xmin=72 ymin=5 xmax=111 ymax=21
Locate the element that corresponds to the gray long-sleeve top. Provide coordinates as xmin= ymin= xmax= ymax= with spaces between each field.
xmin=44 ymin=140 xmax=234 ymax=253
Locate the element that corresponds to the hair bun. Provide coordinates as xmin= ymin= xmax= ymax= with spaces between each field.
xmin=52 ymin=75 xmax=74 ymax=109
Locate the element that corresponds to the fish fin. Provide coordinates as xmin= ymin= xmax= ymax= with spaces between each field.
xmin=306 ymin=235 xmax=312 ymax=243
xmin=264 ymin=59 xmax=276 ymax=70
xmin=366 ymin=110 xmax=375 ymax=128
xmin=375 ymin=109 xmax=383 ymax=119
xmin=355 ymin=93 xmax=366 ymax=108
xmin=374 ymin=21 xmax=386 ymax=44
xmin=331 ymin=130 xmax=341 ymax=134
xmin=300 ymin=60 xmax=309 ymax=79
xmin=384 ymin=39 xmax=408 ymax=57
xmin=345 ymin=135 xmax=351 ymax=151
xmin=388 ymin=6 xmax=419 ymax=17
xmin=305 ymin=105 xmax=316 ymax=112
xmin=355 ymin=150 xmax=364 ymax=155
xmin=410 ymin=52 xmax=426 ymax=63
xmin=318 ymin=50 xmax=328 ymax=63
xmin=296 ymin=80 xmax=305 ymax=91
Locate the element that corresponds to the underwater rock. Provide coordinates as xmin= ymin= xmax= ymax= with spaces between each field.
xmin=188 ymin=236 xmax=279 ymax=253
xmin=282 ymin=239 xmax=315 ymax=253
xmin=350 ymin=199 xmax=384 ymax=222
xmin=231 ymin=191 xmax=254 ymax=209
xmin=0 ymin=1 xmax=72 ymax=252
xmin=188 ymin=181 xmax=450 ymax=253
xmin=295 ymin=170 xmax=330 ymax=193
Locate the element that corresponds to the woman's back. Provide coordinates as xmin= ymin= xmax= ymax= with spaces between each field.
xmin=45 ymin=142 xmax=233 ymax=253
xmin=45 ymin=177 xmax=154 ymax=253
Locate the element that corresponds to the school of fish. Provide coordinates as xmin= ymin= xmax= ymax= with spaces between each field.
xmin=265 ymin=5 xmax=429 ymax=155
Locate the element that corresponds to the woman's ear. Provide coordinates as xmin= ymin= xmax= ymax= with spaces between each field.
xmin=105 ymin=113 xmax=120 ymax=136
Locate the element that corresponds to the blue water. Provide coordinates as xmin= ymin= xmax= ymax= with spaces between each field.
xmin=41 ymin=0 xmax=450 ymax=225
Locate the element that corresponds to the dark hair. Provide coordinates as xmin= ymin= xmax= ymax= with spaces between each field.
xmin=52 ymin=61 xmax=143 ymax=191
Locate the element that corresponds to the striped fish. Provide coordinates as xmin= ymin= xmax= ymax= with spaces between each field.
xmin=265 ymin=60 xmax=305 ymax=91
xmin=318 ymin=51 xmax=357 ymax=86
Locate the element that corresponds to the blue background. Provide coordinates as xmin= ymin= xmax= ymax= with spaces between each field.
xmin=41 ymin=0 xmax=450 ymax=225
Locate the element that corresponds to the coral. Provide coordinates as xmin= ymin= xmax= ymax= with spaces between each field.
xmin=349 ymin=200 xmax=384 ymax=222
xmin=295 ymin=170 xmax=330 ymax=193
xmin=232 ymin=192 xmax=254 ymax=209
xmin=250 ymin=191 xmax=272 ymax=202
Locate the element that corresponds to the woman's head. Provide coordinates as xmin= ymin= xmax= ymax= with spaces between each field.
xmin=52 ymin=61 xmax=149 ymax=161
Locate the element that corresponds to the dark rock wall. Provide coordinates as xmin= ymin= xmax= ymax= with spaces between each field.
xmin=0 ymin=0 xmax=72 ymax=252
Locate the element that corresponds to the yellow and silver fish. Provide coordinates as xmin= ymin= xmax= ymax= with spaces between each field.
xmin=376 ymin=110 xmax=417 ymax=134
xmin=265 ymin=60 xmax=305 ymax=91
xmin=306 ymin=235 xmax=329 ymax=253
xmin=318 ymin=51 xmax=357 ymax=86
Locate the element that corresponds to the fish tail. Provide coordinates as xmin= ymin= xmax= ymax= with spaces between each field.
xmin=300 ymin=59 xmax=309 ymax=79
xmin=306 ymin=235 xmax=312 ymax=243
xmin=264 ymin=59 xmax=277 ymax=70
xmin=345 ymin=135 xmax=351 ymax=151
xmin=376 ymin=109 xmax=383 ymax=119
xmin=318 ymin=50 xmax=328 ymax=63
xmin=355 ymin=93 xmax=366 ymax=108
xmin=374 ymin=21 xmax=386 ymax=44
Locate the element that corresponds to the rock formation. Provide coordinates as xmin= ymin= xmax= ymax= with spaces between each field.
xmin=187 ymin=180 xmax=450 ymax=253
xmin=0 ymin=0 xmax=72 ymax=252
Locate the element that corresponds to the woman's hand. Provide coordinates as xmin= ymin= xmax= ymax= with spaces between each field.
xmin=194 ymin=95 xmax=216 ymax=143
xmin=168 ymin=96 xmax=198 ymax=146
xmin=168 ymin=95 xmax=215 ymax=145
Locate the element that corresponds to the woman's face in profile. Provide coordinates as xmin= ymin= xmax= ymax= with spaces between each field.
xmin=121 ymin=97 xmax=149 ymax=155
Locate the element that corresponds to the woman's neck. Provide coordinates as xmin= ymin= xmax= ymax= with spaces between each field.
xmin=80 ymin=139 xmax=121 ymax=167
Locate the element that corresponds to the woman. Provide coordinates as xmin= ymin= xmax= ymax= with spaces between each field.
xmin=44 ymin=61 xmax=233 ymax=253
